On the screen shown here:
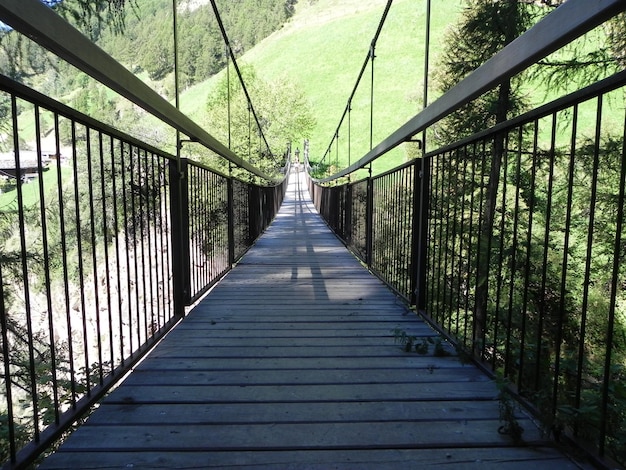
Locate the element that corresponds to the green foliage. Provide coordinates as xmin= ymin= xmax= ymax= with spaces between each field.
xmin=433 ymin=0 xmax=535 ymax=143
xmin=495 ymin=372 xmax=524 ymax=442
xmin=47 ymin=0 xmax=137 ymax=38
xmin=532 ymin=12 xmax=626 ymax=94
xmin=391 ymin=328 xmax=451 ymax=356
xmin=201 ymin=64 xmax=315 ymax=175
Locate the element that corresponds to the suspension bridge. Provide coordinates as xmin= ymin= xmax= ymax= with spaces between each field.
xmin=0 ymin=0 xmax=625 ymax=468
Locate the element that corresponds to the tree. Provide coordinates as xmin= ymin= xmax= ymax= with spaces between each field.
xmin=434 ymin=0 xmax=536 ymax=352
xmin=533 ymin=10 xmax=626 ymax=92
xmin=203 ymin=65 xmax=316 ymax=177
xmin=139 ymin=11 xmax=174 ymax=81
xmin=46 ymin=0 xmax=137 ymax=39
xmin=433 ymin=3 xmax=626 ymax=461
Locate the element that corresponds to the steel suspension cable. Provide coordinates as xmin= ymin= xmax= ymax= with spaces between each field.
xmin=320 ymin=0 xmax=393 ymax=168
xmin=208 ymin=0 xmax=275 ymax=162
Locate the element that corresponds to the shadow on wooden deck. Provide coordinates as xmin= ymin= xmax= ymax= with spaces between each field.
xmin=40 ymin=170 xmax=586 ymax=469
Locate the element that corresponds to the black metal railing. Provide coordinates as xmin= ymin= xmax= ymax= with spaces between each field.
xmin=0 ymin=75 xmax=288 ymax=469
xmin=308 ymin=69 xmax=626 ymax=465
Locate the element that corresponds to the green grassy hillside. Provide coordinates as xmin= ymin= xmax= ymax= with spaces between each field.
xmin=180 ymin=0 xmax=463 ymax=176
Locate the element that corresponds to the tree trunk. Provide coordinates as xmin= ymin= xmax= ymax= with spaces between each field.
xmin=473 ymin=78 xmax=511 ymax=357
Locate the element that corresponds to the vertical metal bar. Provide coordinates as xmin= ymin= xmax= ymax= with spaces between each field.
xmin=401 ymin=167 xmax=409 ymax=297
xmin=196 ymin=166 xmax=202 ymax=292
xmin=71 ymin=122 xmax=90 ymax=395
xmin=154 ymin=153 xmax=163 ymax=327
xmin=535 ymin=113 xmax=557 ymax=391
xmin=598 ymin=99 xmax=626 ymax=457
xmin=226 ymin=47 xmax=231 ymax=149
xmin=98 ymin=132 xmax=115 ymax=375
xmin=146 ymin=151 xmax=156 ymax=333
xmin=505 ymin=126 xmax=524 ymax=376
xmin=411 ymin=156 xmax=430 ymax=310
xmin=205 ymin=169 xmax=210 ymax=287
xmin=464 ymin=142 xmax=478 ymax=344
xmin=346 ymin=183 xmax=353 ymax=246
xmin=120 ymin=142 xmax=135 ymax=354
xmin=12 ymin=96 xmax=40 ymax=439
xmin=348 ymin=105 xmax=352 ymax=173
xmin=187 ymin=166 xmax=195 ymax=295
xmin=457 ymin=146 xmax=468 ymax=335
xmin=206 ymin=170 xmax=213 ymax=285
xmin=576 ymin=97 xmax=602 ymax=422
xmin=86 ymin=128 xmax=105 ymax=385
xmin=55 ymin=113 xmax=77 ymax=405
xmin=472 ymin=140 xmax=488 ymax=350
xmin=493 ymin=133 xmax=509 ymax=366
xmin=35 ymin=105 xmax=60 ymax=423
xmin=110 ymin=135 xmax=125 ymax=366
xmin=422 ymin=0 xmax=431 ymax=144
xmin=196 ymin=167 xmax=202 ymax=291
xmin=554 ymin=104 xmax=579 ymax=418
xmin=443 ymin=152 xmax=453 ymax=333
xmin=137 ymin=150 xmax=148 ymax=340
xmin=173 ymin=0 xmax=180 ymax=111
xmin=434 ymin=153 xmax=444 ymax=323
xmin=370 ymin=44 xmax=375 ymax=151
xmin=448 ymin=149 xmax=462 ymax=331
xmin=519 ymin=121 xmax=540 ymax=390
xmin=129 ymin=145 xmax=142 ymax=345
xmin=162 ymin=157 xmax=173 ymax=320
xmin=365 ymin=175 xmax=374 ymax=267
xmin=2 ymin=95 xmax=16 ymax=463
xmin=170 ymin=158 xmax=190 ymax=317
xmin=0 ymin=258 xmax=15 ymax=463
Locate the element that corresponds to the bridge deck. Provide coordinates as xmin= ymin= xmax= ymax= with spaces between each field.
xmin=41 ymin=171 xmax=582 ymax=469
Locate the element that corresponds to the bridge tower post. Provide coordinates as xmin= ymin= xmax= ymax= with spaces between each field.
xmin=170 ymin=158 xmax=190 ymax=317
xmin=411 ymin=156 xmax=430 ymax=310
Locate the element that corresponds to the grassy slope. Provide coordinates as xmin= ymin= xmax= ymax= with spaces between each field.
xmin=180 ymin=0 xmax=463 ymax=176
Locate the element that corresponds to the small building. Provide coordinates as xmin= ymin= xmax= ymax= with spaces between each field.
xmin=0 ymin=150 xmax=52 ymax=182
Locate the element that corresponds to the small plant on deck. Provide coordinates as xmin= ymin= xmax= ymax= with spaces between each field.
xmin=391 ymin=328 xmax=451 ymax=356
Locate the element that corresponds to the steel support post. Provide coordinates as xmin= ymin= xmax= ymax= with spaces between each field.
xmin=411 ymin=157 xmax=430 ymax=309
xmin=170 ymin=158 xmax=190 ymax=317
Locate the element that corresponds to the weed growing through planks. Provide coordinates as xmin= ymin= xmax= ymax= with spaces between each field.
xmin=496 ymin=372 xmax=524 ymax=442
xmin=391 ymin=328 xmax=451 ymax=356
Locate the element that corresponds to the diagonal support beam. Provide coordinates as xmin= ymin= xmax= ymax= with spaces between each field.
xmin=0 ymin=0 xmax=276 ymax=182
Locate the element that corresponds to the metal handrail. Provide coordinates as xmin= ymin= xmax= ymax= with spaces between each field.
xmin=314 ymin=0 xmax=626 ymax=183
xmin=0 ymin=0 xmax=277 ymax=182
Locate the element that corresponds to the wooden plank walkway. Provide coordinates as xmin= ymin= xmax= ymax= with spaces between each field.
xmin=40 ymin=170 xmax=585 ymax=469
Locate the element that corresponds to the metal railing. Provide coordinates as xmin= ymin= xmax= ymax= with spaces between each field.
xmin=308 ymin=66 xmax=626 ymax=468
xmin=0 ymin=75 xmax=288 ymax=469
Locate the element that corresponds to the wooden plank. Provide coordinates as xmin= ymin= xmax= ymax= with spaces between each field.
xmin=155 ymin=335 xmax=431 ymax=346
xmin=121 ymin=368 xmax=490 ymax=386
xmin=102 ymin=381 xmax=500 ymax=404
xmin=146 ymin=345 xmax=456 ymax=359
xmin=50 ymin=420 xmax=548 ymax=451
xmin=132 ymin=356 xmax=468 ymax=371
xmin=41 ymin=447 xmax=582 ymax=470
xmin=85 ymin=400 xmax=504 ymax=425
